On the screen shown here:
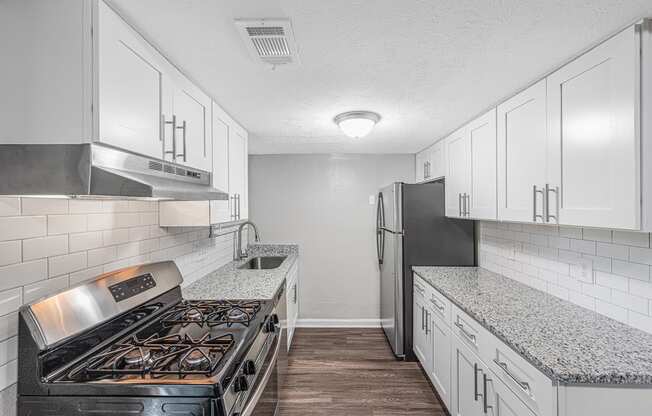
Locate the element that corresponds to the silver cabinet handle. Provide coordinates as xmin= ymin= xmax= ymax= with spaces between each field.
xmin=293 ymin=283 xmax=297 ymax=304
xmin=455 ymin=320 xmax=476 ymax=344
xmin=483 ymin=373 xmax=493 ymax=414
xmin=237 ymin=194 xmax=241 ymax=220
xmin=164 ymin=115 xmax=177 ymax=159
xmin=532 ymin=185 xmax=544 ymax=222
xmin=176 ymin=120 xmax=187 ymax=162
xmin=493 ymin=359 xmax=531 ymax=395
xmin=474 ymin=363 xmax=482 ymax=401
xmin=230 ymin=196 xmax=236 ymax=220
xmin=465 ymin=193 xmax=470 ymax=217
xmin=430 ymin=297 xmax=445 ymax=312
xmin=545 ymin=183 xmax=559 ymax=223
xmin=421 ymin=306 xmax=425 ymax=330
xmin=424 ymin=308 xmax=430 ymax=335
xmin=458 ymin=193 xmax=462 ymax=217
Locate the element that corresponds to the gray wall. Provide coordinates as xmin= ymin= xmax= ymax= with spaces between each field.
xmin=249 ymin=154 xmax=414 ymax=322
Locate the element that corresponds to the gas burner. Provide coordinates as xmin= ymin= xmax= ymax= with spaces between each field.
xmin=183 ymin=307 xmax=203 ymax=321
xmin=181 ymin=349 xmax=210 ymax=368
xmin=122 ymin=347 xmax=151 ymax=366
xmin=226 ymin=307 xmax=247 ymax=321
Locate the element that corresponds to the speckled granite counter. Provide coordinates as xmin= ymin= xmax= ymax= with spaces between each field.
xmin=183 ymin=244 xmax=298 ymax=300
xmin=412 ymin=266 xmax=652 ymax=385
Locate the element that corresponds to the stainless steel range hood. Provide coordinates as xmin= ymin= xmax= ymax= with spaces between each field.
xmin=0 ymin=144 xmax=227 ymax=200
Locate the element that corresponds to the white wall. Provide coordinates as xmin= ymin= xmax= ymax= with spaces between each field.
xmin=478 ymin=221 xmax=652 ymax=334
xmin=0 ymin=197 xmax=235 ymax=415
xmin=249 ymin=154 xmax=414 ymax=325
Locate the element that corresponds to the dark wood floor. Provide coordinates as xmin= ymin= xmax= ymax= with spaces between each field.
xmin=279 ymin=328 xmax=446 ymax=415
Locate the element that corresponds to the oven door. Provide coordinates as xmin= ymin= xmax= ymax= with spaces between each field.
xmin=234 ymin=332 xmax=281 ymax=416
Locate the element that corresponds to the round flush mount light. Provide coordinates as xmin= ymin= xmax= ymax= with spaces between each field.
xmin=334 ymin=111 xmax=381 ymax=138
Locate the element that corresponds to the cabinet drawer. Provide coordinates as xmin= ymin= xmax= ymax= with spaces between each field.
xmin=427 ymin=287 xmax=451 ymax=326
xmin=452 ymin=304 xmax=487 ymax=354
xmin=413 ymin=275 xmax=430 ymax=298
xmin=487 ymin=335 xmax=556 ymax=416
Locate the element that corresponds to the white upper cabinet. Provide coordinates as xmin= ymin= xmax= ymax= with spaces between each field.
xmin=415 ymin=141 xmax=444 ymax=183
xmin=211 ymin=104 xmax=230 ymax=193
xmin=497 ymin=80 xmax=548 ymax=223
xmin=97 ymin=0 xmax=165 ymax=159
xmin=415 ymin=151 xmax=426 ymax=183
xmin=228 ymin=124 xmax=249 ymax=221
xmin=468 ymin=109 xmax=497 ymax=220
xmin=167 ymin=79 xmax=212 ymax=171
xmin=444 ymin=109 xmax=497 ymax=220
xmin=546 ymin=26 xmax=640 ymax=229
xmin=445 ymin=127 xmax=471 ymax=218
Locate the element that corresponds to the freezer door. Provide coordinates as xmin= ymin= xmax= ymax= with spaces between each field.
xmin=380 ymin=230 xmax=404 ymax=357
xmin=379 ymin=183 xmax=402 ymax=233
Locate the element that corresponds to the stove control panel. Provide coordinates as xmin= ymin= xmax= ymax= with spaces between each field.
xmin=108 ymin=273 xmax=156 ymax=302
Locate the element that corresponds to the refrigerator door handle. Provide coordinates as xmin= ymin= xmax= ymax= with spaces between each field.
xmin=376 ymin=192 xmax=385 ymax=265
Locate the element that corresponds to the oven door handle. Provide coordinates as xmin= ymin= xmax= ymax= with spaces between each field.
xmin=238 ymin=333 xmax=281 ymax=416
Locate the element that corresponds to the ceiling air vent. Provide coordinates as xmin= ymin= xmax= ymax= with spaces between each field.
xmin=235 ymin=18 xmax=299 ymax=68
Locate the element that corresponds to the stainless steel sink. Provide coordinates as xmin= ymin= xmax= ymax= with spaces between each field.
xmin=238 ymin=256 xmax=287 ymax=270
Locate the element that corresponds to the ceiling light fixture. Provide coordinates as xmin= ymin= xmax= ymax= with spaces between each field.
xmin=334 ymin=111 xmax=381 ymax=138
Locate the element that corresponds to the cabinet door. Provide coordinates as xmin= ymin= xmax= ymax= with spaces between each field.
xmin=445 ymin=128 xmax=471 ymax=218
xmin=468 ymin=109 xmax=497 ymax=220
xmin=452 ymin=335 xmax=482 ymax=416
xmin=497 ymin=80 xmax=547 ymax=223
xmin=229 ymin=126 xmax=248 ymax=220
xmin=430 ymin=141 xmax=445 ymax=179
xmin=171 ymin=83 xmax=211 ymax=171
xmin=415 ymin=150 xmax=426 ymax=183
xmin=211 ymin=104 xmax=230 ymax=193
xmin=430 ymin=311 xmax=452 ymax=410
xmin=547 ymin=27 xmax=639 ymax=229
xmin=97 ymin=1 xmax=164 ymax=158
xmin=413 ymin=290 xmax=428 ymax=365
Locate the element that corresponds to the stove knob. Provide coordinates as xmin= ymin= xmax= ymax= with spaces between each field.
xmin=233 ymin=375 xmax=249 ymax=392
xmin=243 ymin=360 xmax=256 ymax=376
xmin=264 ymin=319 xmax=276 ymax=333
xmin=271 ymin=314 xmax=279 ymax=325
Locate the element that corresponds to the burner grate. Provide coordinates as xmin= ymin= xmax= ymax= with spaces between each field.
xmin=68 ymin=333 xmax=235 ymax=379
xmin=160 ymin=300 xmax=261 ymax=328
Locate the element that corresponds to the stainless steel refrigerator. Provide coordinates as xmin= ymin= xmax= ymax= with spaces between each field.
xmin=376 ymin=180 xmax=475 ymax=359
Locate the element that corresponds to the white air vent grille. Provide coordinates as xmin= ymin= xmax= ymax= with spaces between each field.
xmin=235 ymin=19 xmax=299 ymax=68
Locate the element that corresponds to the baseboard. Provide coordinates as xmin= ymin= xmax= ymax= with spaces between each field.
xmin=295 ymin=318 xmax=381 ymax=328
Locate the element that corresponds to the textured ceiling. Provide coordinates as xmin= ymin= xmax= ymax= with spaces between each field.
xmin=108 ymin=0 xmax=652 ymax=154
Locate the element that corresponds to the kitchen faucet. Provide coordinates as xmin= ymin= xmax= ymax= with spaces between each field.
xmin=235 ymin=221 xmax=260 ymax=260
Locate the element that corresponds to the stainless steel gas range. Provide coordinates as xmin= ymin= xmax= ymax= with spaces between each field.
xmin=16 ymin=261 xmax=286 ymax=416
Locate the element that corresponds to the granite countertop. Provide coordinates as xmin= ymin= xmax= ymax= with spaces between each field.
xmin=412 ymin=266 xmax=652 ymax=385
xmin=182 ymin=244 xmax=298 ymax=300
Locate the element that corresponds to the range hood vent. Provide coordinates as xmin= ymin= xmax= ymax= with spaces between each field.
xmin=0 ymin=144 xmax=227 ymax=201
xmin=235 ymin=18 xmax=299 ymax=68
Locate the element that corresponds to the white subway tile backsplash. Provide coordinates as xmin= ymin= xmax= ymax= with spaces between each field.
xmin=559 ymin=226 xmax=582 ymax=239
xmin=47 ymin=214 xmax=87 ymax=235
xmin=627 ymin=310 xmax=652 ymax=333
xmin=87 ymin=246 xmax=117 ymax=268
xmin=0 ymin=313 xmax=18 ymax=341
xmin=0 ymin=359 xmax=17 ymax=392
xmin=69 ymin=266 xmax=104 ymax=286
xmin=21 ymin=198 xmax=68 ymax=215
xmin=0 ymin=290 xmax=21 ymax=316
xmin=0 ymin=242 xmax=20 ymax=267
xmin=569 ymin=238 xmax=596 ymax=255
xmin=596 ymin=242 xmax=628 ymax=260
xmin=22 ymin=235 xmax=68 ymax=261
xmin=69 ymin=231 xmax=103 ymax=252
xmin=582 ymin=228 xmax=612 ymax=242
xmin=595 ymin=271 xmax=628 ymax=292
xmin=629 ymin=279 xmax=652 ymax=298
xmin=0 ymin=217 xmax=46 ymax=242
xmin=629 ymin=246 xmax=652 ymax=266
xmin=612 ymin=230 xmax=649 ymax=248
xmin=48 ymin=252 xmax=87 ymax=277
xmin=612 ymin=260 xmax=650 ymax=282
xmin=0 ymin=199 xmax=20 ymax=217
xmin=102 ymin=229 xmax=130 ymax=246
xmin=595 ymin=300 xmax=628 ymax=323
xmin=611 ymin=290 xmax=648 ymax=315
xmin=0 ymin=337 xmax=17 ymax=367
xmin=0 ymin=260 xmax=47 ymax=291
xmin=68 ymin=200 xmax=104 ymax=214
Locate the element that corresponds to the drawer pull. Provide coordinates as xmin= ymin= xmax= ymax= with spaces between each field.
xmin=493 ymin=359 xmax=531 ymax=395
xmin=474 ymin=363 xmax=482 ymax=401
xmin=429 ymin=297 xmax=444 ymax=311
xmin=455 ymin=321 xmax=476 ymax=344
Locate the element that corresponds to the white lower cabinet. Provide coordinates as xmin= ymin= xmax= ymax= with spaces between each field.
xmin=286 ymin=260 xmax=299 ymax=351
xmin=412 ymin=281 xmax=432 ymax=368
xmin=429 ymin=309 xmax=452 ymax=410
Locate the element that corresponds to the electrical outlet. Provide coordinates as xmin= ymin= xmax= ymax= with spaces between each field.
xmin=369 ymin=195 xmax=375 ymax=205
